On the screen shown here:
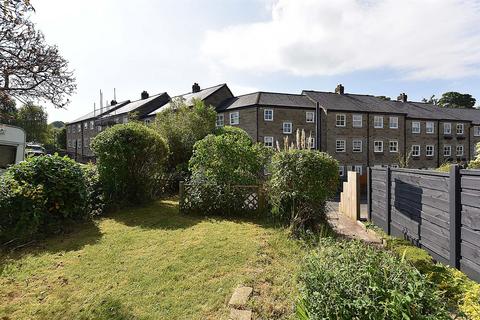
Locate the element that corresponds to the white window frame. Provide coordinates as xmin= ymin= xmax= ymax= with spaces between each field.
xmin=77 ymin=123 xmax=81 ymax=131
xmin=444 ymin=122 xmax=452 ymax=134
xmin=97 ymin=126 xmax=102 ymax=132
xmin=352 ymin=114 xmax=363 ymax=128
xmin=412 ymin=121 xmax=421 ymax=134
xmin=308 ymin=137 xmax=316 ymax=149
xmin=77 ymin=140 xmax=82 ymax=149
xmin=426 ymin=145 xmax=434 ymax=157
xmin=336 ymin=139 xmax=346 ymax=153
xmin=474 ymin=126 xmax=480 ymax=137
xmin=456 ymin=123 xmax=464 ymax=135
xmin=336 ymin=114 xmax=346 ymax=127
xmin=389 ymin=117 xmax=399 ymax=129
xmin=83 ymin=122 xmax=88 ymax=129
xmin=339 ymin=166 xmax=345 ymax=177
xmin=264 ymin=109 xmax=273 ymax=121
xmin=352 ymin=139 xmax=362 ymax=152
xmin=283 ymin=121 xmax=292 ymax=134
xmin=389 ymin=140 xmax=399 ymax=153
xmin=373 ymin=140 xmax=383 ymax=153
xmin=354 ymin=165 xmax=363 ymax=176
xmin=89 ymin=120 xmax=94 ymax=130
xmin=411 ymin=145 xmax=421 ymax=157
xmin=426 ymin=122 xmax=435 ymax=134
xmin=264 ymin=136 xmax=274 ymax=148
xmin=122 ymin=115 xmax=128 ymax=124
xmin=306 ymin=111 xmax=315 ymax=123
xmin=374 ymin=116 xmax=384 ymax=129
xmin=456 ymin=145 xmax=464 ymax=156
xmin=229 ymin=112 xmax=239 ymax=125
xmin=215 ymin=114 xmax=224 ymax=127
xmin=144 ymin=119 xmax=151 ymax=125
xmin=444 ymin=145 xmax=451 ymax=157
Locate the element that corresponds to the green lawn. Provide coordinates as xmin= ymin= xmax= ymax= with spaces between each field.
xmin=0 ymin=199 xmax=303 ymax=320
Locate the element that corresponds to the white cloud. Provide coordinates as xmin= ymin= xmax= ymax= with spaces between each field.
xmin=202 ymin=0 xmax=480 ymax=80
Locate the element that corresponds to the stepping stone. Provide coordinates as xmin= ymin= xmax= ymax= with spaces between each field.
xmin=229 ymin=309 xmax=252 ymax=320
xmin=228 ymin=286 xmax=253 ymax=307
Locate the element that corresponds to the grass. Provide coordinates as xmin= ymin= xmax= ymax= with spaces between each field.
xmin=0 ymin=199 xmax=304 ymax=320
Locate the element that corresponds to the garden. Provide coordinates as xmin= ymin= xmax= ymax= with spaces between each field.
xmin=1 ymin=100 xmax=480 ymax=319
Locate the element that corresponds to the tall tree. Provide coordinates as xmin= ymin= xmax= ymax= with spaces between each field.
xmin=16 ymin=102 xmax=48 ymax=143
xmin=438 ymin=92 xmax=476 ymax=109
xmin=0 ymin=0 xmax=76 ymax=108
xmin=0 ymin=91 xmax=17 ymax=124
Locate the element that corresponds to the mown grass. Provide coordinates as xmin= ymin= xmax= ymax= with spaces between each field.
xmin=0 ymin=199 xmax=304 ymax=320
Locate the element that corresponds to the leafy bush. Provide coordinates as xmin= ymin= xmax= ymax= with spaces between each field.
xmin=154 ymin=98 xmax=216 ymax=173
xmin=468 ymin=143 xmax=480 ymax=169
xmin=82 ymin=163 xmax=105 ymax=216
xmin=298 ymin=239 xmax=450 ymax=320
xmin=0 ymin=155 xmax=87 ymax=242
xmin=436 ymin=162 xmax=453 ymax=173
xmin=91 ymin=122 xmax=168 ymax=204
xmin=267 ymin=150 xmax=338 ymax=234
xmin=185 ymin=126 xmax=270 ymax=215
xmin=384 ymin=238 xmax=480 ymax=319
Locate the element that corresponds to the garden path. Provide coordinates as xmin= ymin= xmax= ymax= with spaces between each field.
xmin=326 ymin=201 xmax=382 ymax=245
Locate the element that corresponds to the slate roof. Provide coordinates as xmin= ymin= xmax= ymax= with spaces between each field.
xmin=148 ymin=84 xmax=229 ymax=116
xmin=438 ymin=107 xmax=480 ymax=124
xmin=100 ymin=93 xmax=169 ymax=119
xmin=303 ymin=90 xmax=473 ymax=121
xmin=217 ymin=92 xmax=315 ymax=111
xmin=68 ymin=100 xmax=130 ymax=124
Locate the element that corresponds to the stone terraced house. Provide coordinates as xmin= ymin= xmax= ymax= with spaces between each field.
xmin=67 ymin=83 xmax=480 ymax=184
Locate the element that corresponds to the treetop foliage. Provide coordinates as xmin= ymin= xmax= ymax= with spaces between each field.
xmin=438 ymin=92 xmax=476 ymax=109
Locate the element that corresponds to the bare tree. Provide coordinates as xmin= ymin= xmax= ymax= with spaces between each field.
xmin=0 ymin=0 xmax=76 ymax=108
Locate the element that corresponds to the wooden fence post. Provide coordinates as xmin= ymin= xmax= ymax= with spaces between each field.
xmin=386 ymin=166 xmax=391 ymax=235
xmin=367 ymin=167 xmax=372 ymax=221
xmin=179 ymin=181 xmax=185 ymax=213
xmin=449 ymin=165 xmax=461 ymax=269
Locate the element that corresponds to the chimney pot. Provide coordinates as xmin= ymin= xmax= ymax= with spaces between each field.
xmin=110 ymin=99 xmax=117 ymax=106
xmin=141 ymin=91 xmax=149 ymax=99
xmin=397 ymin=93 xmax=408 ymax=103
xmin=335 ymin=84 xmax=345 ymax=95
xmin=192 ymin=83 xmax=201 ymax=93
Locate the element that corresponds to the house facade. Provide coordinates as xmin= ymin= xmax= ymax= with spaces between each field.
xmin=67 ymin=82 xmax=480 ymax=179
xmin=66 ymin=83 xmax=233 ymax=162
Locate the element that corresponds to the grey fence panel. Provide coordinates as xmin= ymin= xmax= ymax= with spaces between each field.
xmin=368 ymin=166 xmax=480 ymax=283
xmin=371 ymin=168 xmax=388 ymax=231
xmin=460 ymin=171 xmax=480 ymax=282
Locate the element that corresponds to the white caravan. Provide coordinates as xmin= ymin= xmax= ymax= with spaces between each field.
xmin=0 ymin=124 xmax=26 ymax=174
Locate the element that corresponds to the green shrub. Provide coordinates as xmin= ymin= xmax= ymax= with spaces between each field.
xmin=267 ymin=150 xmax=338 ymax=234
xmin=0 ymin=155 xmax=87 ymax=242
xmin=91 ymin=122 xmax=168 ymax=204
xmin=185 ymin=126 xmax=270 ymax=215
xmin=154 ymin=98 xmax=216 ymax=173
xmin=436 ymin=162 xmax=453 ymax=173
xmin=468 ymin=143 xmax=480 ymax=169
xmin=82 ymin=163 xmax=105 ymax=216
xmin=298 ymin=239 xmax=450 ymax=320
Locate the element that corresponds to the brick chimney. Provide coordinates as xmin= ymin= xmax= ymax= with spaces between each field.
xmin=335 ymin=84 xmax=345 ymax=95
xmin=141 ymin=90 xmax=149 ymax=99
xmin=192 ymin=83 xmax=201 ymax=93
xmin=397 ymin=93 xmax=408 ymax=103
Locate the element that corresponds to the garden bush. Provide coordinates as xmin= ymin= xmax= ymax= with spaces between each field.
xmin=91 ymin=122 xmax=168 ymax=204
xmin=154 ymin=98 xmax=216 ymax=174
xmin=82 ymin=163 xmax=105 ymax=217
xmin=297 ymin=239 xmax=450 ymax=320
xmin=267 ymin=149 xmax=338 ymax=234
xmin=468 ymin=143 xmax=480 ymax=169
xmin=0 ymin=155 xmax=87 ymax=242
xmin=185 ymin=126 xmax=270 ymax=215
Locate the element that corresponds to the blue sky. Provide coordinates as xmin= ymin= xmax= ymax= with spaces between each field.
xmin=31 ymin=0 xmax=480 ymax=122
